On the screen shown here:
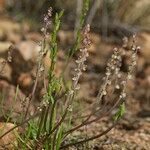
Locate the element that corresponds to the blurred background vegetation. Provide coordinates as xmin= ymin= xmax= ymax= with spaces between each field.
xmin=1 ymin=0 xmax=149 ymax=42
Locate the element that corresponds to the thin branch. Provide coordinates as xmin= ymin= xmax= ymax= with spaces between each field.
xmin=63 ymin=97 xmax=125 ymax=139
xmin=60 ymin=120 xmax=119 ymax=149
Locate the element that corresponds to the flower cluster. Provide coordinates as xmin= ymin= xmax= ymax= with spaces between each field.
xmin=72 ymin=24 xmax=91 ymax=91
xmin=117 ymin=36 xmax=140 ymax=101
xmin=97 ymin=47 xmax=122 ymax=103
xmin=37 ymin=7 xmax=53 ymax=78
xmin=41 ymin=7 xmax=52 ymax=37
xmin=96 ymin=35 xmax=140 ymax=109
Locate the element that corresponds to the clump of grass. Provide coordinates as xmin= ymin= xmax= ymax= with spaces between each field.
xmin=0 ymin=2 xmax=140 ymax=150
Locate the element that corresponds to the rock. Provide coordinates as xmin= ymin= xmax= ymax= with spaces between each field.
xmin=0 ymin=18 xmax=20 ymax=34
xmin=0 ymin=18 xmax=21 ymax=43
xmin=138 ymin=33 xmax=150 ymax=63
xmin=25 ymin=32 xmax=42 ymax=41
xmin=0 ymin=42 xmax=12 ymax=53
xmin=7 ymin=32 xmax=21 ymax=44
xmin=145 ymin=66 xmax=150 ymax=77
xmin=0 ymin=58 xmax=12 ymax=81
xmin=137 ymin=57 xmax=145 ymax=73
xmin=0 ymin=80 xmax=34 ymax=121
xmin=0 ymin=28 xmax=6 ymax=40
xmin=0 ymin=122 xmax=18 ymax=149
xmin=18 ymin=73 xmax=32 ymax=88
xmin=4 ymin=47 xmax=34 ymax=87
xmin=16 ymin=41 xmax=40 ymax=61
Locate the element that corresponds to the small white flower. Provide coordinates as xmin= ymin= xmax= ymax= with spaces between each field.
xmin=115 ymin=85 xmax=120 ymax=89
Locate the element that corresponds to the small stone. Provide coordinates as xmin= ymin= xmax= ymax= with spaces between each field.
xmin=0 ymin=122 xmax=18 ymax=148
